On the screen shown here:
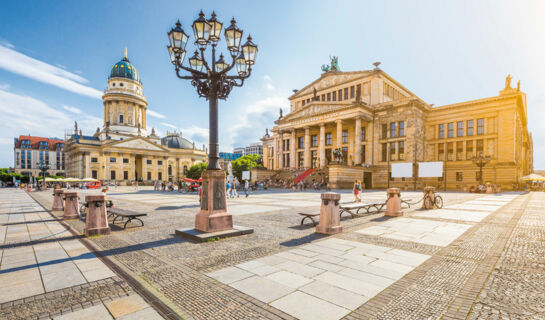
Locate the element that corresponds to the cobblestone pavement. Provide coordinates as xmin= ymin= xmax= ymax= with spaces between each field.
xmin=27 ymin=187 xmax=545 ymax=319
xmin=0 ymin=189 xmax=164 ymax=320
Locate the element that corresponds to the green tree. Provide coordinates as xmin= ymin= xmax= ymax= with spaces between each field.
xmin=186 ymin=162 xmax=208 ymax=180
xmin=231 ymin=154 xmax=262 ymax=182
xmin=0 ymin=168 xmax=29 ymax=184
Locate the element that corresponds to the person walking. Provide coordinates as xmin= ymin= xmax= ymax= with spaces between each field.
xmin=232 ymin=179 xmax=239 ymax=198
xmin=226 ymin=180 xmax=232 ymax=199
xmin=353 ymin=179 xmax=361 ymax=202
xmin=244 ymin=179 xmax=249 ymax=197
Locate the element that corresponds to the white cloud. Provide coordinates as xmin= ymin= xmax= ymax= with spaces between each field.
xmin=0 ymin=88 xmax=102 ymax=167
xmin=264 ymin=75 xmax=275 ymax=91
xmin=160 ymin=122 xmax=177 ymax=129
xmin=0 ymin=83 xmax=9 ymax=90
xmin=265 ymin=83 xmax=275 ymax=91
xmin=0 ymin=44 xmax=102 ymax=99
xmin=0 ymin=40 xmax=14 ymax=48
xmin=263 ymin=75 xmax=273 ymax=82
xmin=147 ymin=109 xmax=167 ymax=119
xmin=181 ymin=125 xmax=209 ymax=146
xmin=63 ymin=105 xmax=82 ymax=114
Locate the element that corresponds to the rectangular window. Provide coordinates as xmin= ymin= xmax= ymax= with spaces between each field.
xmin=124 ymin=171 xmax=129 ymax=180
xmin=382 ymin=124 xmax=388 ymax=139
xmin=342 ymin=130 xmax=348 ymax=144
xmin=381 ymin=143 xmax=387 ymax=162
xmin=147 ymin=172 xmax=151 ymax=180
xmin=438 ymin=144 xmax=445 ymax=160
xmin=311 ymin=150 xmax=317 ymax=168
xmin=158 ymin=160 xmax=162 ymax=165
xmin=321 ymin=94 xmax=325 ymax=101
xmin=398 ymin=141 xmax=405 ymax=160
xmin=311 ymin=135 xmax=318 ymax=147
xmin=390 ymin=122 xmax=397 ymax=138
xmin=298 ymin=136 xmax=304 ymax=149
xmin=447 ymin=142 xmax=454 ymax=161
xmin=439 ymin=124 xmax=445 ymax=139
xmin=476 ymin=139 xmax=484 ymax=154
xmin=466 ymin=141 xmax=474 ymax=159
xmin=298 ymin=151 xmax=304 ymax=168
xmin=327 ymin=92 xmax=331 ymax=101
xmin=158 ymin=172 xmax=162 ymax=181
xmin=344 ymin=88 xmax=348 ymax=100
xmin=448 ymin=122 xmax=454 ymax=138
xmin=456 ymin=172 xmax=463 ymax=181
xmin=123 ymin=158 xmax=129 ymax=164
xmin=350 ymin=86 xmax=355 ymax=99
xmin=399 ymin=121 xmax=405 ymax=137
xmin=119 ymin=114 xmax=124 ymax=124
xmin=326 ymin=133 xmax=332 ymax=146
xmin=457 ymin=121 xmax=464 ymax=137
xmin=356 ymin=84 xmax=361 ymax=98
xmin=111 ymin=170 xmax=116 ymax=180
xmin=477 ymin=118 xmax=485 ymax=135
xmin=361 ymin=127 xmax=366 ymax=141
xmin=146 ymin=159 xmax=152 ymax=165
xmin=110 ymin=157 xmax=116 ymax=163
xmin=361 ymin=145 xmax=366 ymax=163
xmin=338 ymin=89 xmax=342 ymax=101
xmin=332 ymin=91 xmax=336 ymax=101
xmin=316 ymin=95 xmax=320 ymax=102
xmin=467 ymin=120 xmax=474 ymax=136
xmin=92 ymin=170 xmax=97 ymax=179
xmin=390 ymin=142 xmax=396 ymax=161
xmin=302 ymin=100 xmax=306 ymax=106
xmin=456 ymin=141 xmax=463 ymax=160
xmin=341 ymin=147 xmax=348 ymax=160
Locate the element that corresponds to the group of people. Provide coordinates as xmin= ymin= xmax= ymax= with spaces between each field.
xmin=225 ymin=179 xmax=250 ymax=198
xmin=153 ymin=180 xmax=175 ymax=192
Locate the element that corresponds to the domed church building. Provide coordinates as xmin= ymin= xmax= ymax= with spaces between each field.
xmin=65 ymin=50 xmax=206 ymax=183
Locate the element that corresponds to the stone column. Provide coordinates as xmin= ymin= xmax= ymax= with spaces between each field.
xmin=195 ymin=169 xmax=232 ymax=232
xmin=276 ymin=131 xmax=283 ymax=169
xmin=354 ymin=118 xmax=362 ymax=165
xmin=319 ymin=124 xmax=326 ymax=168
xmin=336 ymin=120 xmax=343 ymax=149
xmin=142 ymin=156 xmax=147 ymax=181
xmin=316 ymin=192 xmax=342 ymax=234
xmin=84 ymin=152 xmax=90 ymax=178
xmin=290 ymin=130 xmax=296 ymax=169
xmin=84 ymin=194 xmax=110 ymax=236
xmin=304 ymin=127 xmax=311 ymax=169
xmin=63 ymin=191 xmax=79 ymax=219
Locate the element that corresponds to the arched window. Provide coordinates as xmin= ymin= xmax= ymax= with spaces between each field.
xmin=183 ymin=165 xmax=188 ymax=176
xmin=168 ymin=165 xmax=172 ymax=176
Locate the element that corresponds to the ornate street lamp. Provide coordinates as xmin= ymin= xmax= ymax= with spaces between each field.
xmin=167 ymin=11 xmax=257 ymax=233
xmin=37 ymin=160 xmax=50 ymax=190
xmin=472 ymin=152 xmax=491 ymax=186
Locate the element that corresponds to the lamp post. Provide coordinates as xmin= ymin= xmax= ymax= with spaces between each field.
xmin=167 ymin=11 xmax=257 ymax=233
xmin=38 ymin=160 xmax=50 ymax=190
xmin=472 ymin=152 xmax=491 ymax=186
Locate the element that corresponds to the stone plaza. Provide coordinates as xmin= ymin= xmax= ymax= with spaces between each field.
xmin=1 ymin=186 xmax=544 ymax=319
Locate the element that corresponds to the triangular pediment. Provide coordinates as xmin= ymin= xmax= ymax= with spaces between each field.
xmin=290 ymin=71 xmax=374 ymax=99
xmin=108 ymin=137 xmax=168 ymax=151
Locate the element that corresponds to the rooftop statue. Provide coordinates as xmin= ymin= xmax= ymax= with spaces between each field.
xmin=321 ymin=56 xmax=339 ymax=72
xmin=505 ymin=74 xmax=512 ymax=89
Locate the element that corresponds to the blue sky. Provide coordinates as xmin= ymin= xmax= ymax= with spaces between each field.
xmin=0 ymin=0 xmax=544 ymax=168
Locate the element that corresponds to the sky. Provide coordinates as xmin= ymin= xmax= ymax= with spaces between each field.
xmin=0 ymin=0 xmax=544 ymax=168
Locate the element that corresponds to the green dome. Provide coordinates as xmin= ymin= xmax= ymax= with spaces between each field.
xmin=110 ymin=57 xmax=140 ymax=82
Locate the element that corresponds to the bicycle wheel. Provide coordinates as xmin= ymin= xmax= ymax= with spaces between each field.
xmin=434 ymin=195 xmax=444 ymax=209
xmin=423 ymin=196 xmax=433 ymax=209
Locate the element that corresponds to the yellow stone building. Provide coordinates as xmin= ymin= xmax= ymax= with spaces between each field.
xmin=65 ymin=52 xmax=206 ymax=183
xmin=262 ymin=62 xmax=533 ymax=190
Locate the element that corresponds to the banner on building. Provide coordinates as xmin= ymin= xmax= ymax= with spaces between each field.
xmin=418 ymin=161 xmax=443 ymax=177
xmin=391 ymin=163 xmax=413 ymax=178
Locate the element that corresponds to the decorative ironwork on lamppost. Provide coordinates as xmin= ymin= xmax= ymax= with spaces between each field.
xmin=38 ymin=160 xmax=50 ymax=189
xmin=472 ymin=152 xmax=491 ymax=186
xmin=167 ymin=11 xmax=257 ymax=233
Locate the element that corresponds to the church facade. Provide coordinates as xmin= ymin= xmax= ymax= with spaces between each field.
xmin=65 ymin=52 xmax=206 ymax=183
xmin=262 ymin=61 xmax=533 ymax=190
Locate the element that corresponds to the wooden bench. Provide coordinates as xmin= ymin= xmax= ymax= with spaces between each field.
xmin=298 ymin=212 xmax=320 ymax=226
xmin=108 ymin=207 xmax=147 ymax=229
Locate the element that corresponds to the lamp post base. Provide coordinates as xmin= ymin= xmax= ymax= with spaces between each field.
xmin=195 ymin=169 xmax=233 ymax=232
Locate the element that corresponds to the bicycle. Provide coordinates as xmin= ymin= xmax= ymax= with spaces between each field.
xmin=423 ymin=194 xmax=443 ymax=209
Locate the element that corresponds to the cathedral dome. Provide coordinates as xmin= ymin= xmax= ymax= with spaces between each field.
xmin=161 ymin=133 xmax=194 ymax=149
xmin=110 ymin=55 xmax=140 ymax=82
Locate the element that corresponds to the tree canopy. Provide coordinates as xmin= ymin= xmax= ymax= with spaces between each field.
xmin=0 ymin=168 xmax=29 ymax=183
xmin=231 ymin=154 xmax=262 ymax=182
xmin=186 ymin=162 xmax=208 ymax=180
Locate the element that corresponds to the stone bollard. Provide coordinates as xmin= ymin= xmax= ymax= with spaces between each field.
xmin=422 ymin=186 xmax=436 ymax=209
xmin=84 ymin=194 xmax=110 ymax=236
xmin=316 ymin=192 xmax=343 ymax=235
xmin=52 ymin=189 xmax=64 ymax=211
xmin=63 ymin=191 xmax=80 ymax=220
xmin=385 ymin=188 xmax=403 ymax=217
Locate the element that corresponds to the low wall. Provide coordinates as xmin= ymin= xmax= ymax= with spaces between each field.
xmin=328 ymin=165 xmax=364 ymax=189
xmin=251 ymin=167 xmax=276 ymax=183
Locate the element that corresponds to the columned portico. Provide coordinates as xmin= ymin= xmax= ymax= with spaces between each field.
xmin=319 ymin=124 xmax=326 ymax=168
xmin=336 ymin=120 xmax=343 ymax=149
xmin=354 ymin=118 xmax=362 ymax=165
xmin=304 ymin=127 xmax=311 ymax=168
